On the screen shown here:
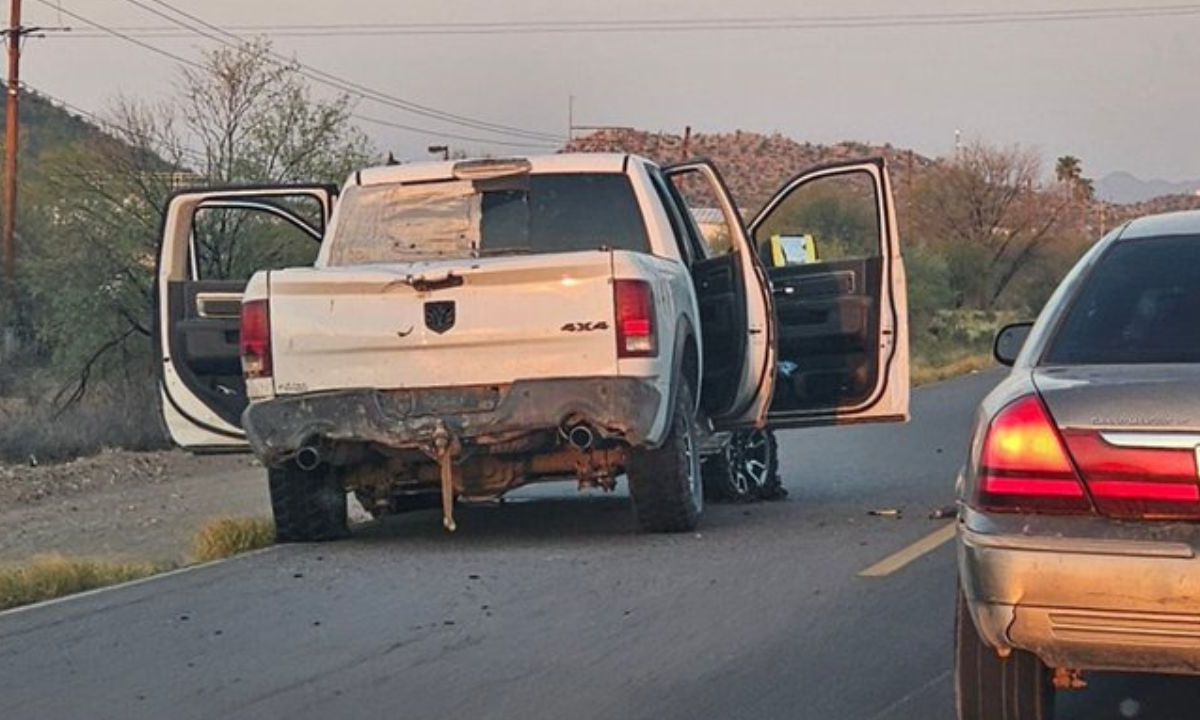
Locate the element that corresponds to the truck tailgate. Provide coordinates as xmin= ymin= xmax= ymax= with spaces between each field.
xmin=267 ymin=252 xmax=619 ymax=394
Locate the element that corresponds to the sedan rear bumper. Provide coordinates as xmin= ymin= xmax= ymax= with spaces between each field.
xmin=243 ymin=377 xmax=662 ymax=466
xmin=959 ymin=516 xmax=1200 ymax=674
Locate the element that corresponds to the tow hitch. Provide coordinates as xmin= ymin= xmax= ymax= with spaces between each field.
xmin=427 ymin=423 xmax=462 ymax=532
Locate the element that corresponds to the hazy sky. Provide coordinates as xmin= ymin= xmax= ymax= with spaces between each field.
xmin=21 ymin=0 xmax=1200 ymax=180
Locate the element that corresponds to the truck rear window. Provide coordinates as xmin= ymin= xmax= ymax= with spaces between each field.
xmin=326 ymin=173 xmax=649 ymax=265
xmin=1044 ymin=235 xmax=1200 ymax=364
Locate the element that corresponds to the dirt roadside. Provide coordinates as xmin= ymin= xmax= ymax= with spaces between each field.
xmin=0 ymin=450 xmax=269 ymax=566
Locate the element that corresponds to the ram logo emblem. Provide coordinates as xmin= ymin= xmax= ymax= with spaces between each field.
xmin=424 ymin=301 xmax=456 ymax=334
xmin=561 ymin=321 xmax=609 ymax=332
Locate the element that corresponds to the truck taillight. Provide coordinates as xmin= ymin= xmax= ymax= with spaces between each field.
xmin=975 ymin=395 xmax=1092 ymax=514
xmin=614 ymin=279 xmax=657 ymax=358
xmin=240 ymin=299 xmax=272 ymax=379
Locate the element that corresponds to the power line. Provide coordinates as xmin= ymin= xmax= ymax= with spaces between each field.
xmin=42 ymin=3 xmax=1200 ymax=37
xmin=29 ymin=0 xmax=566 ymax=148
xmin=30 ymin=0 xmax=205 ymax=70
xmin=352 ymin=113 xmax=557 ymax=149
xmin=117 ymin=0 xmax=564 ymax=143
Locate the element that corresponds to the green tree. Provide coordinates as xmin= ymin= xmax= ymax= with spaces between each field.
xmin=910 ymin=141 xmax=1072 ymax=311
xmin=21 ymin=39 xmax=374 ymax=404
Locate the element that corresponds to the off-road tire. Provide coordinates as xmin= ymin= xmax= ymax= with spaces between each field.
xmin=751 ymin=430 xmax=786 ymax=501
xmin=703 ymin=429 xmax=783 ymax=502
xmin=955 ymin=590 xmax=1055 ymax=720
xmin=627 ymin=383 xmax=702 ymax=532
xmin=702 ymin=441 xmax=743 ymax=502
xmin=269 ymin=463 xmax=349 ymax=543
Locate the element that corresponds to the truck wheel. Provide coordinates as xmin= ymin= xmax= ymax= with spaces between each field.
xmin=628 ymin=383 xmax=702 ymax=532
xmin=955 ymin=591 xmax=1055 ymax=720
xmin=701 ymin=440 xmax=745 ymax=502
xmin=703 ymin=429 xmax=782 ymax=502
xmin=269 ymin=462 xmax=349 ymax=543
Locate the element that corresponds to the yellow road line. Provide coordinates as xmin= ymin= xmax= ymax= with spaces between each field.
xmin=858 ymin=523 xmax=957 ymax=578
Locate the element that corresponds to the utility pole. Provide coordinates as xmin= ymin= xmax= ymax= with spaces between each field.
xmin=2 ymin=0 xmax=22 ymax=304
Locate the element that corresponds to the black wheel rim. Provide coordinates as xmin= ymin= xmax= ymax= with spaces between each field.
xmin=732 ymin=430 xmax=772 ymax=493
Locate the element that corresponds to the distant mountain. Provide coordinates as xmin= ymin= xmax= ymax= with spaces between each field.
xmin=1095 ymin=171 xmax=1200 ymax=204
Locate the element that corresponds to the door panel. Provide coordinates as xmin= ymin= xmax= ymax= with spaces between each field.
xmin=690 ymin=252 xmax=749 ymax=415
xmin=770 ymin=257 xmax=881 ymax=410
xmin=156 ymin=186 xmax=336 ymax=450
xmin=169 ymin=279 xmax=247 ymax=426
xmin=749 ymin=159 xmax=908 ymax=428
xmin=663 ymin=161 xmax=775 ymax=427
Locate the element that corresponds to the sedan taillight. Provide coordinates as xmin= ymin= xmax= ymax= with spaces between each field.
xmin=975 ymin=395 xmax=1092 ymax=513
xmin=1063 ymin=431 xmax=1200 ymax=519
xmin=240 ymin=299 xmax=272 ymax=379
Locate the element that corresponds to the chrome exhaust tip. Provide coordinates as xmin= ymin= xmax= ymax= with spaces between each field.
xmin=566 ymin=424 xmax=595 ymax=451
xmin=295 ymin=446 xmax=322 ymax=471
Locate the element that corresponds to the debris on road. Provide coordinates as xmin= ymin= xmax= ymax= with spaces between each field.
xmin=928 ymin=505 xmax=957 ymax=520
xmin=868 ymin=508 xmax=902 ymax=519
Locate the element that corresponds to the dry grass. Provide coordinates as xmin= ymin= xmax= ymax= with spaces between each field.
xmin=0 ymin=519 xmax=276 ymax=612
xmin=0 ymin=554 xmax=167 ymax=611
xmin=189 ymin=517 xmax=276 ymax=563
xmin=0 ymin=382 xmax=169 ymax=464
xmin=911 ymin=353 xmax=995 ymax=387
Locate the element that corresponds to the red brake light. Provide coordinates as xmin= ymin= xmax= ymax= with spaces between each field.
xmin=240 ymin=299 xmax=272 ymax=379
xmin=614 ymin=279 xmax=657 ymax=358
xmin=976 ymin=395 xmax=1091 ymax=513
xmin=1062 ymin=431 xmax=1200 ymax=518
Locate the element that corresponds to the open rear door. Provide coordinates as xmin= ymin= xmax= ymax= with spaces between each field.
xmin=663 ymin=160 xmax=775 ymax=429
xmin=156 ymin=185 xmax=336 ymax=451
xmin=748 ymin=158 xmax=909 ymax=428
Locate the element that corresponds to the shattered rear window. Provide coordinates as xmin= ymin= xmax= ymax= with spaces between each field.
xmin=325 ymin=173 xmax=649 ymax=266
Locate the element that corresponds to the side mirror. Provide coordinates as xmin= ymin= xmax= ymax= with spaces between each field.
xmin=768 ymin=234 xmax=818 ymax=267
xmin=994 ymin=322 xmax=1034 ymax=367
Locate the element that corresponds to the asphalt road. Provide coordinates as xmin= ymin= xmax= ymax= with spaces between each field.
xmin=3 ymin=370 xmax=1199 ymax=719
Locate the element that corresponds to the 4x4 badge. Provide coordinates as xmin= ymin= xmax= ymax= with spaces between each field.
xmin=425 ymin=301 xmax=456 ymax=334
xmin=561 ymin=321 xmax=609 ymax=332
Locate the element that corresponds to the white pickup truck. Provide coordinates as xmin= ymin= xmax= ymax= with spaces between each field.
xmin=156 ymin=153 xmax=909 ymax=540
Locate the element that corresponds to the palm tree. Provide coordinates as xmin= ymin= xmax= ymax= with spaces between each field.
xmin=1056 ymin=156 xmax=1092 ymax=233
xmin=1055 ymin=155 xmax=1082 ymax=184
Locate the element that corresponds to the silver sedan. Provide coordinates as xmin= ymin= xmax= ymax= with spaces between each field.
xmin=955 ymin=210 xmax=1200 ymax=720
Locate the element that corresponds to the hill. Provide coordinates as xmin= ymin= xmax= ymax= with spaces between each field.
xmin=567 ymin=128 xmax=1200 ymax=231
xmin=2 ymin=89 xmax=113 ymax=165
xmin=1096 ymin=170 xmax=1200 ymax=204
xmin=565 ymin=128 xmax=936 ymax=212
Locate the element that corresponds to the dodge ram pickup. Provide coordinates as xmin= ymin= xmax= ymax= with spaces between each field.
xmin=155 ymin=153 xmax=910 ymax=539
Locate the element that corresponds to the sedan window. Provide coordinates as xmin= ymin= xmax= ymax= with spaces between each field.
xmin=1044 ymin=235 xmax=1200 ymax=364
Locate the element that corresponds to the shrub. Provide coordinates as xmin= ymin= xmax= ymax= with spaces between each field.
xmin=189 ymin=517 xmax=276 ymax=563
xmin=0 ymin=380 xmax=168 ymax=464
xmin=0 ymin=554 xmax=165 ymax=611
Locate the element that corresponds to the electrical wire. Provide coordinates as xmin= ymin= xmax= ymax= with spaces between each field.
xmin=27 ymin=0 xmax=566 ymax=149
xmin=46 ymin=3 xmax=1200 ymax=37
xmin=120 ymin=0 xmax=565 ymax=142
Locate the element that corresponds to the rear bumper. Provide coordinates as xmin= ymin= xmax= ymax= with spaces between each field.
xmin=242 ymin=377 xmax=662 ymax=466
xmin=959 ymin=509 xmax=1200 ymax=674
